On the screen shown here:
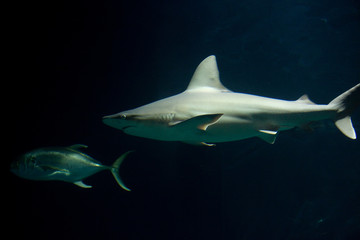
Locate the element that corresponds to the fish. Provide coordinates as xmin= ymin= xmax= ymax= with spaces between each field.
xmin=11 ymin=144 xmax=133 ymax=191
xmin=103 ymin=55 xmax=360 ymax=146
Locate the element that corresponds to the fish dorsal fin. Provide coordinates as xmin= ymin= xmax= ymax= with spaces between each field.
xmin=69 ymin=144 xmax=88 ymax=151
xmin=186 ymin=55 xmax=230 ymax=92
xmin=296 ymin=94 xmax=316 ymax=105
xmin=68 ymin=144 xmax=89 ymax=154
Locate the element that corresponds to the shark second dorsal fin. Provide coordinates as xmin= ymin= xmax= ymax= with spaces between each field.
xmin=296 ymin=94 xmax=316 ymax=105
xmin=186 ymin=55 xmax=230 ymax=92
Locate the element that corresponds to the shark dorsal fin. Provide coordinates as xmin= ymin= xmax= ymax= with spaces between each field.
xmin=186 ymin=55 xmax=230 ymax=92
xmin=69 ymin=144 xmax=88 ymax=151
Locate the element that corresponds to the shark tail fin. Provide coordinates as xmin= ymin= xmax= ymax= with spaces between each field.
xmin=329 ymin=83 xmax=360 ymax=139
xmin=110 ymin=151 xmax=134 ymax=191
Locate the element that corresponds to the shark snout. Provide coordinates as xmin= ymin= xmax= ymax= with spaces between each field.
xmin=103 ymin=113 xmax=126 ymax=120
xmin=103 ymin=113 xmax=134 ymax=131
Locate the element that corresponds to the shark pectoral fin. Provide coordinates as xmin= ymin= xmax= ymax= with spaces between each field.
xmin=170 ymin=114 xmax=223 ymax=131
xmin=73 ymin=181 xmax=92 ymax=188
xmin=258 ymin=129 xmax=278 ymax=144
xmin=168 ymin=121 xmax=182 ymax=126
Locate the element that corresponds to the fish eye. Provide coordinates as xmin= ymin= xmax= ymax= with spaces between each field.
xmin=28 ymin=156 xmax=37 ymax=164
xmin=120 ymin=114 xmax=126 ymax=120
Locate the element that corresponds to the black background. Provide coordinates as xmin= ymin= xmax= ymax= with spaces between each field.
xmin=8 ymin=0 xmax=360 ymax=239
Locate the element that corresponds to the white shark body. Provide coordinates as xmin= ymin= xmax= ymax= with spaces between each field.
xmin=103 ymin=56 xmax=360 ymax=145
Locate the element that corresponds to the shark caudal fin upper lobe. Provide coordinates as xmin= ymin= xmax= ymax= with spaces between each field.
xmin=329 ymin=83 xmax=360 ymax=139
xmin=110 ymin=151 xmax=134 ymax=191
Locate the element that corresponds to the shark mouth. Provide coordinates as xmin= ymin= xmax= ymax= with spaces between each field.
xmin=121 ymin=126 xmax=134 ymax=131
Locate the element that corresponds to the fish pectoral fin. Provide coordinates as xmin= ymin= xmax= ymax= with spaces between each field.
xmin=73 ymin=181 xmax=92 ymax=188
xmin=258 ymin=129 xmax=278 ymax=144
xmin=169 ymin=114 xmax=223 ymax=131
xmin=40 ymin=165 xmax=71 ymax=176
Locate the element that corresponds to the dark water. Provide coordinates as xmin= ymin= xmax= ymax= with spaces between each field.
xmin=9 ymin=0 xmax=360 ymax=239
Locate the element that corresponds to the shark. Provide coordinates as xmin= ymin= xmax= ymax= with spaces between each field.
xmin=103 ymin=55 xmax=360 ymax=146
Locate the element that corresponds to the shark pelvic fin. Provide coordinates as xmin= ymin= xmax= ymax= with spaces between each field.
xmin=183 ymin=141 xmax=216 ymax=147
xmin=73 ymin=181 xmax=92 ymax=188
xmin=258 ymin=129 xmax=278 ymax=144
xmin=259 ymin=129 xmax=278 ymax=135
xmin=170 ymin=114 xmax=223 ymax=131
xmin=186 ymin=56 xmax=230 ymax=92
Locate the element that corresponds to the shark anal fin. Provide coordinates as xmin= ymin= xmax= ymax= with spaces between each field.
xmin=170 ymin=114 xmax=223 ymax=131
xmin=73 ymin=181 xmax=92 ymax=188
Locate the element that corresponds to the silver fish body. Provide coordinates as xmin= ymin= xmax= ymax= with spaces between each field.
xmin=11 ymin=144 xmax=132 ymax=190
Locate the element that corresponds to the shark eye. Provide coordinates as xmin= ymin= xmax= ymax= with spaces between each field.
xmin=120 ymin=114 xmax=126 ymax=120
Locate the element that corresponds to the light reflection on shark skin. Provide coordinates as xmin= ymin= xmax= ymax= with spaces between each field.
xmin=103 ymin=55 xmax=360 ymax=146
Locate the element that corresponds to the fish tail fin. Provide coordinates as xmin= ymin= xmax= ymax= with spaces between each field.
xmin=110 ymin=151 xmax=134 ymax=191
xmin=329 ymin=83 xmax=360 ymax=139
